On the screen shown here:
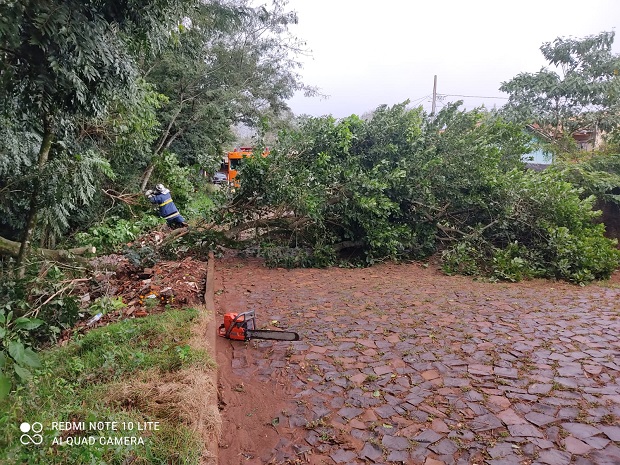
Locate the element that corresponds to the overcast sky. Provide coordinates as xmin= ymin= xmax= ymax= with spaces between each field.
xmin=285 ymin=0 xmax=620 ymax=118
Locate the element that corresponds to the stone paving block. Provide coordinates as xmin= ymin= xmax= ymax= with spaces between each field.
xmin=583 ymin=364 xmax=603 ymax=375
xmin=429 ymin=438 xmax=459 ymax=456
xmin=329 ymin=449 xmax=357 ymax=463
xmin=590 ymin=444 xmax=620 ymax=464
xmin=470 ymin=413 xmax=503 ymax=432
xmin=553 ymin=377 xmax=580 ymax=389
xmin=430 ymin=418 xmax=450 ymax=433
xmin=537 ymin=448 xmax=572 ymax=465
xmin=443 ymin=377 xmax=470 ymax=387
xmin=528 ymin=383 xmax=553 ymax=395
xmin=423 ymin=458 xmax=445 ymax=465
xmin=557 ymin=407 xmax=579 ymax=420
xmin=486 ymin=456 xmax=522 ymax=465
xmin=530 ymin=438 xmax=555 ymax=449
xmin=487 ymin=442 xmax=514 ymax=458
xmin=382 ymin=435 xmax=410 ymax=450
xmin=507 ymin=423 xmax=544 ymax=438
xmin=338 ymin=407 xmax=364 ymax=420
xmin=349 ymin=373 xmax=367 ymax=384
xmin=463 ymin=390 xmax=485 ymax=402
xmin=373 ymin=365 xmax=393 ymax=376
xmin=563 ymin=436 xmax=593 ymax=455
xmin=289 ymin=415 xmax=308 ymax=427
xmin=600 ymin=425 xmax=620 ymax=441
xmin=412 ymin=429 xmax=443 ymax=445
xmin=359 ymin=442 xmax=383 ymax=462
xmin=557 ymin=362 xmax=583 ymax=376
xmin=494 ymin=366 xmax=519 ymax=378
xmin=487 ymin=395 xmax=511 ymax=410
xmin=421 ymin=369 xmax=441 ymax=380
xmin=374 ymin=405 xmax=396 ymax=419
xmin=497 ymin=408 xmax=527 ymax=425
xmin=386 ymin=450 xmax=409 ymax=462
xmin=221 ymin=260 xmax=620 ymax=465
xmin=561 ymin=422 xmax=602 ymax=439
xmin=582 ymin=435 xmax=610 ymax=450
xmin=525 ymin=411 xmax=557 ymax=427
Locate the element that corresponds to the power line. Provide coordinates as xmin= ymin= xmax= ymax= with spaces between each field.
xmin=408 ymin=94 xmax=432 ymax=106
xmin=438 ymin=93 xmax=508 ymax=100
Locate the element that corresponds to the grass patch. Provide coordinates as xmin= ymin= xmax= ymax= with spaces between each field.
xmin=0 ymin=308 xmax=217 ymax=464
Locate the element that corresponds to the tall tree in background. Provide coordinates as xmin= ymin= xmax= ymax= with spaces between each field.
xmin=500 ymin=31 xmax=620 ymax=152
xmin=140 ymin=0 xmax=316 ymax=189
xmin=0 ymin=0 xmax=194 ymax=275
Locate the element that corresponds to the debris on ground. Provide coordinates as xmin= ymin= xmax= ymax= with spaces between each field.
xmin=59 ymin=227 xmax=209 ymax=342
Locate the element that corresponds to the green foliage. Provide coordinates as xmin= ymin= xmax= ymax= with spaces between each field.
xmin=0 ymin=263 xmax=87 ymax=400
xmin=491 ymin=243 xmax=536 ymax=282
xmin=73 ymin=214 xmax=160 ymax=254
xmin=260 ymin=244 xmax=337 ymax=269
xmin=441 ymin=240 xmax=484 ymax=277
xmin=1 ymin=0 xmax=313 ymax=258
xmin=142 ymin=0 xmax=315 ymax=181
xmin=550 ymin=152 xmax=620 ymax=205
xmin=0 ymin=310 xmax=44 ymax=400
xmin=500 ymin=31 xmax=620 ymax=153
xmin=0 ymin=265 xmax=81 ymax=346
xmin=226 ymin=101 xmax=619 ymax=282
xmin=546 ymin=223 xmax=619 ymax=283
xmin=0 ymin=309 xmax=212 ymax=464
xmin=442 ymin=169 xmax=620 ymax=283
xmin=123 ymin=245 xmax=159 ymax=269
xmin=150 ymin=151 xmax=194 ymax=208
xmin=87 ymin=296 xmax=126 ymax=317
xmin=0 ymin=0 xmax=207 ymax=268
xmin=183 ymin=190 xmax=217 ymax=223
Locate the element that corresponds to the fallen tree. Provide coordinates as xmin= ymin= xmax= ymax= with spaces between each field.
xmin=216 ymin=102 xmax=620 ymax=283
xmin=0 ymin=235 xmax=95 ymax=265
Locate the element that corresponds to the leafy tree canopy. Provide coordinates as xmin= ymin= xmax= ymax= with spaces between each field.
xmin=500 ymin=31 xmax=620 ymax=144
xmin=0 ymin=0 xmax=200 ymax=272
xmin=141 ymin=0 xmax=316 ymax=176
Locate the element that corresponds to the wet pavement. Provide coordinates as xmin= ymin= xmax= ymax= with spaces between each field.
xmin=216 ymin=259 xmax=620 ymax=465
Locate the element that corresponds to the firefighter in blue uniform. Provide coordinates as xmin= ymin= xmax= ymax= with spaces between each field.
xmin=145 ymin=184 xmax=188 ymax=229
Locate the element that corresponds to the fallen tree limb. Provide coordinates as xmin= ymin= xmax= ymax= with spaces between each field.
xmin=333 ymin=240 xmax=365 ymax=252
xmin=0 ymin=235 xmax=96 ymax=264
xmin=102 ymin=189 xmax=140 ymax=205
xmin=224 ymin=217 xmax=300 ymax=240
xmin=160 ymin=227 xmax=191 ymax=246
xmin=27 ymin=278 xmax=91 ymax=318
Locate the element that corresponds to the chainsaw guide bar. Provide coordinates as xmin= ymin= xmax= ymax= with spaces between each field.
xmin=245 ymin=329 xmax=300 ymax=341
xmin=218 ymin=310 xmax=299 ymax=342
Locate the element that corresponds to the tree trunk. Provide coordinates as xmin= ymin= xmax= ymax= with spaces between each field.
xmin=139 ymin=127 xmax=186 ymax=191
xmin=140 ymin=101 xmax=186 ymax=191
xmin=16 ymin=117 xmax=53 ymax=278
xmin=140 ymin=162 xmax=156 ymax=192
xmin=2 ymin=235 xmax=95 ymax=263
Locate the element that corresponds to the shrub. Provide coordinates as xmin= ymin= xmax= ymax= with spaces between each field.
xmin=73 ymin=214 xmax=160 ymax=254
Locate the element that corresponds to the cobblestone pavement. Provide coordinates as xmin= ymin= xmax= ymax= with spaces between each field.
xmin=216 ymin=259 xmax=620 ymax=465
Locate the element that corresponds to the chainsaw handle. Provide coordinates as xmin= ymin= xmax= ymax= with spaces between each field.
xmin=224 ymin=310 xmax=256 ymax=338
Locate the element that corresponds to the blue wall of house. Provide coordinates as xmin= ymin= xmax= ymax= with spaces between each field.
xmin=522 ymin=148 xmax=551 ymax=164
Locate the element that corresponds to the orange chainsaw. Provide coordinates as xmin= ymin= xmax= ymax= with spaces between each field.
xmin=218 ymin=310 xmax=299 ymax=341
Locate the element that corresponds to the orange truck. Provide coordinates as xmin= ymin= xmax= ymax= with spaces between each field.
xmin=224 ymin=146 xmax=269 ymax=187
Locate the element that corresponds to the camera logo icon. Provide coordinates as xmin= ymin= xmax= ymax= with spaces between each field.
xmin=19 ymin=422 xmax=43 ymax=445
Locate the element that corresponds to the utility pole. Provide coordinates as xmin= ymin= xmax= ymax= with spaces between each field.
xmin=431 ymin=75 xmax=437 ymax=116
